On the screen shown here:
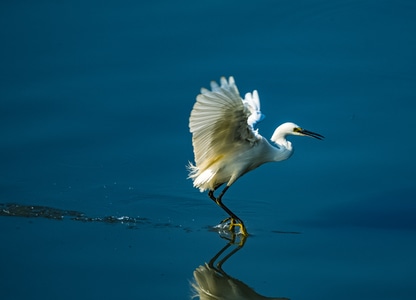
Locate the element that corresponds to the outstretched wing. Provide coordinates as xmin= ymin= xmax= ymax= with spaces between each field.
xmin=189 ymin=76 xmax=262 ymax=168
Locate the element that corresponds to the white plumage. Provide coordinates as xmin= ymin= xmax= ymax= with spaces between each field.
xmin=188 ymin=76 xmax=323 ymax=235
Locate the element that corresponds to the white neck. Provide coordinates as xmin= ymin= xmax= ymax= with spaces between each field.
xmin=270 ymin=134 xmax=294 ymax=162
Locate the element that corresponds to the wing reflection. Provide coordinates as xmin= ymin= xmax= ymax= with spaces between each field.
xmin=191 ymin=234 xmax=289 ymax=300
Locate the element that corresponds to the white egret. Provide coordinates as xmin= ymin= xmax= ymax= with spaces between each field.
xmin=188 ymin=76 xmax=324 ymax=235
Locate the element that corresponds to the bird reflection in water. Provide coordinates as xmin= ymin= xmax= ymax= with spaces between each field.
xmin=191 ymin=234 xmax=289 ymax=300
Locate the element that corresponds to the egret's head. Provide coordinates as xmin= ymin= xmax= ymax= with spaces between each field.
xmin=291 ymin=123 xmax=324 ymax=140
xmin=272 ymin=122 xmax=324 ymax=142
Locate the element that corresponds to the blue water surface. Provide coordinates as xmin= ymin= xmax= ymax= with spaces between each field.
xmin=1 ymin=1 xmax=416 ymax=299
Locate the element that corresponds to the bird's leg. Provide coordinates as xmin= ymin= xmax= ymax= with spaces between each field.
xmin=208 ymin=189 xmax=231 ymax=223
xmin=209 ymin=187 xmax=239 ymax=222
xmin=208 ymin=186 xmax=248 ymax=236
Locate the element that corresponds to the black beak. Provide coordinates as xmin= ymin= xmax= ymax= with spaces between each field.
xmin=301 ymin=129 xmax=325 ymax=140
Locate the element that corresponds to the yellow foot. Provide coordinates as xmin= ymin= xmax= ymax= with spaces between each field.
xmin=219 ymin=217 xmax=248 ymax=236
xmin=230 ymin=221 xmax=248 ymax=236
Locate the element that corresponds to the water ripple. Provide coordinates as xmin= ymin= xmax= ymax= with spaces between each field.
xmin=0 ymin=202 xmax=193 ymax=232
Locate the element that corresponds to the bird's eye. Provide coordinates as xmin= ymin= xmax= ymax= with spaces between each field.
xmin=293 ymin=127 xmax=302 ymax=133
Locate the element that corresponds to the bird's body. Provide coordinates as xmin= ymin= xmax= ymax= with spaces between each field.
xmin=189 ymin=134 xmax=290 ymax=192
xmin=188 ymin=77 xmax=323 ymax=235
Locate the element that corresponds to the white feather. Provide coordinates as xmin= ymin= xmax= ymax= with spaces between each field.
xmin=189 ymin=76 xmax=262 ymax=191
xmin=243 ymin=90 xmax=265 ymax=129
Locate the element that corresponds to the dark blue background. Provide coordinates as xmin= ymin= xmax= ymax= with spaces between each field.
xmin=1 ymin=1 xmax=415 ymax=299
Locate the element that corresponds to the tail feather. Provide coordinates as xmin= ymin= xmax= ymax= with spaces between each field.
xmin=187 ymin=162 xmax=216 ymax=192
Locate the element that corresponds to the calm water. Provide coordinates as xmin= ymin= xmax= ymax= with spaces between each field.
xmin=1 ymin=1 xmax=416 ymax=299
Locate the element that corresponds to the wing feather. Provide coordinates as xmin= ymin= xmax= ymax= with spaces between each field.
xmin=189 ymin=76 xmax=261 ymax=169
xmin=243 ymin=90 xmax=265 ymax=128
